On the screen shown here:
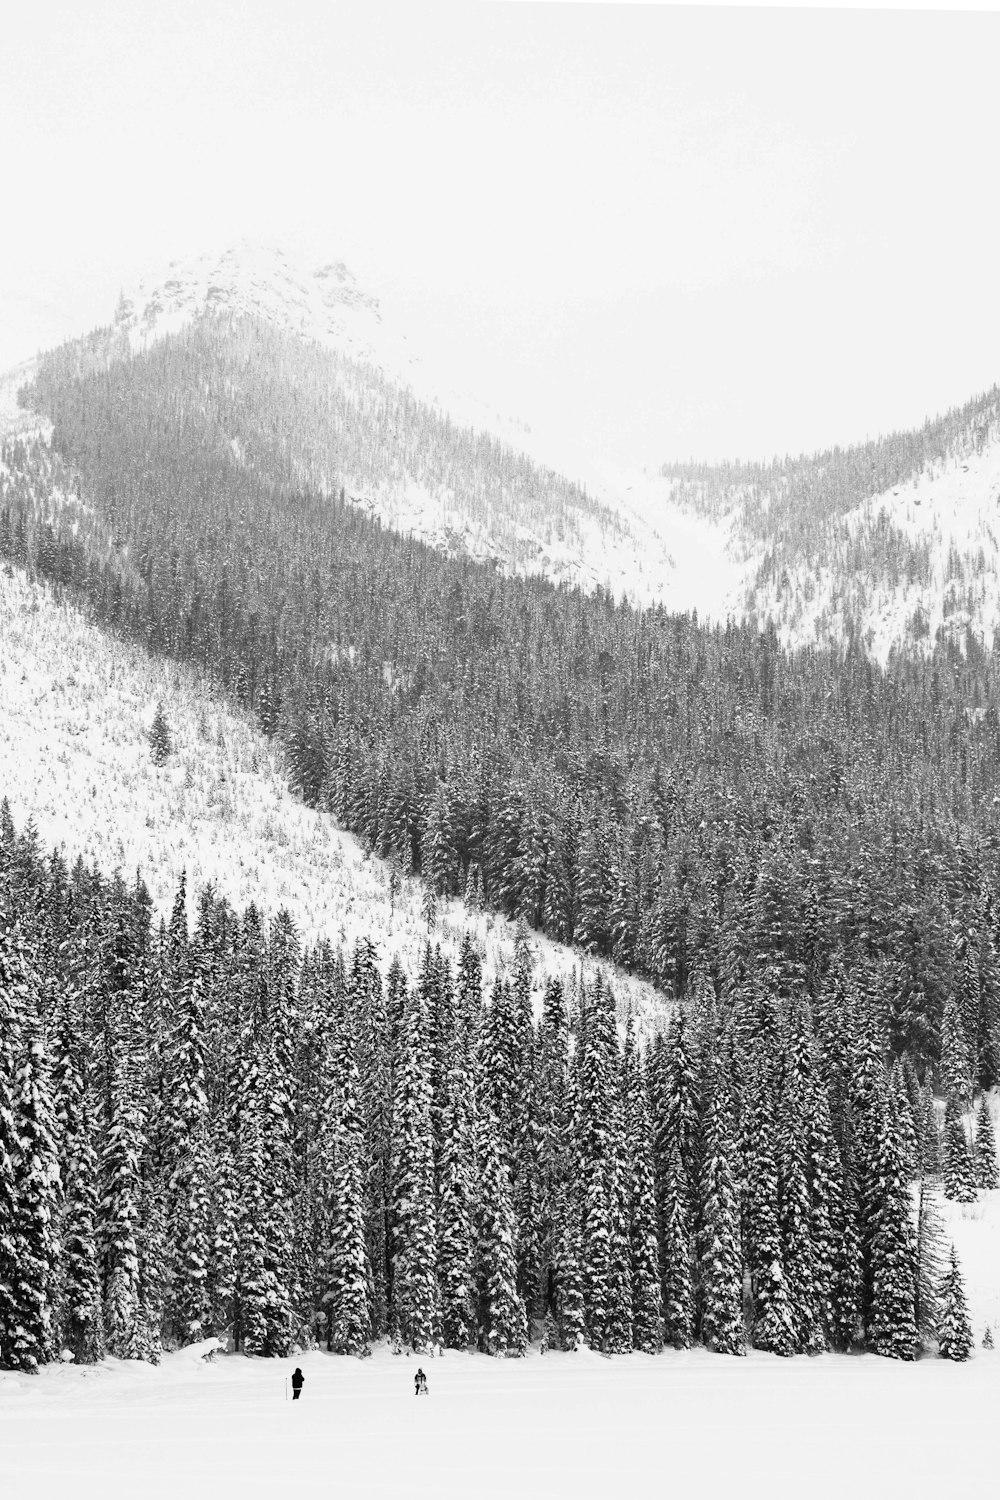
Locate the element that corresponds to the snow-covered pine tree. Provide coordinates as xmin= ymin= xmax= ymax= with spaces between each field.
xmin=99 ymin=1056 xmax=144 ymax=1358
xmin=889 ymin=1062 xmax=919 ymax=1183
xmin=829 ymin=1159 xmax=862 ymax=1351
xmin=577 ymin=975 xmax=625 ymax=1352
xmin=0 ymin=920 xmax=30 ymax=1369
xmin=350 ymin=938 xmax=392 ymax=1340
xmin=917 ymin=1082 xmax=941 ymax=1178
xmin=869 ymin=1098 xmax=917 ymax=1361
xmin=52 ymin=989 xmax=104 ymax=1362
xmin=698 ymin=1065 xmax=746 ymax=1356
xmin=474 ymin=1106 xmax=527 ymax=1356
xmin=10 ymin=1020 xmax=60 ymax=1370
xmin=605 ymin=1122 xmax=634 ymax=1354
xmin=623 ymin=1023 xmax=662 ymax=1353
xmin=437 ymin=1074 xmax=476 ymax=1348
xmin=941 ymin=991 xmax=974 ymax=1107
xmin=535 ymin=976 xmax=572 ymax=1323
xmin=390 ymin=979 xmax=439 ymax=1352
xmin=973 ymin=1094 xmax=999 ymax=1190
xmin=148 ymin=701 xmax=173 ymax=766
xmin=943 ymin=1097 xmax=978 ymax=1203
xmin=555 ymin=1210 xmax=586 ymax=1351
xmin=937 ymin=1244 xmax=973 ymax=1361
xmin=164 ymin=955 xmax=213 ymax=1345
xmin=510 ymin=945 xmax=541 ymax=1321
xmin=322 ymin=1028 xmax=371 ymax=1355
xmin=779 ymin=1078 xmax=822 ymax=1353
xmin=660 ymin=1133 xmax=695 ymax=1349
xmin=746 ymin=1073 xmax=796 ymax=1356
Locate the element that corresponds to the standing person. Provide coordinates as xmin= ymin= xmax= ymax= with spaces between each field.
xmin=414 ymin=1367 xmax=427 ymax=1395
xmin=291 ymin=1367 xmax=305 ymax=1401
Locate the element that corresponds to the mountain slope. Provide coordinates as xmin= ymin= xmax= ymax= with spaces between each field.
xmin=659 ymin=385 xmax=1000 ymax=660
xmin=49 ymin=241 xmax=680 ymax=607
xmin=0 ymin=558 xmax=662 ymax=1026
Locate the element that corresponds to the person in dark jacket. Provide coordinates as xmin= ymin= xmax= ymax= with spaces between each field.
xmin=291 ymin=1367 xmax=304 ymax=1400
xmin=414 ymin=1367 xmax=427 ymax=1395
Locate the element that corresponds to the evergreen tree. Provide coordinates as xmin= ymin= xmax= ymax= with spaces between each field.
xmin=0 ymin=921 xmax=29 ymax=1369
xmin=436 ymin=1062 xmax=476 ymax=1349
xmin=322 ymin=1030 xmax=371 ymax=1356
xmin=660 ymin=1134 xmax=695 ymax=1350
xmin=148 ymin=702 xmax=173 ymax=767
xmin=937 ymin=1244 xmax=973 ymax=1361
xmin=10 ymin=1023 xmax=60 ymax=1370
xmin=943 ymin=1097 xmax=978 ymax=1203
xmin=746 ymin=1075 xmax=796 ymax=1356
xmin=52 ymin=991 xmax=104 ymax=1362
xmin=391 ymin=981 xmax=438 ymax=1351
xmin=973 ymin=1095 xmax=999 ymax=1190
xmin=869 ymin=1103 xmax=917 ymax=1361
xmin=698 ymin=1069 xmax=746 ymax=1356
xmin=475 ymin=1108 xmax=527 ymax=1356
xmin=623 ymin=1024 xmax=662 ymax=1353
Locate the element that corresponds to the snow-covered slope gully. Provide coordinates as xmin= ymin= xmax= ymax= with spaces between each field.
xmin=0 ymin=560 xmax=662 ymax=1030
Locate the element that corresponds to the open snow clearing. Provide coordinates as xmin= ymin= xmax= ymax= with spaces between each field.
xmin=2 ymin=1339 xmax=998 ymax=1500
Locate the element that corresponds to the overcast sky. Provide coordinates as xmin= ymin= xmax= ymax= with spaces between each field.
xmin=2 ymin=2 xmax=999 ymax=466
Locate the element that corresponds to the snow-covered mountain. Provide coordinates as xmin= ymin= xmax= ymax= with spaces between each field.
xmin=88 ymin=241 xmax=702 ymax=610
xmin=114 ymin=240 xmax=409 ymax=375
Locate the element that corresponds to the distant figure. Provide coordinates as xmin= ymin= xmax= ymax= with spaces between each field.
xmin=414 ymin=1367 xmax=428 ymax=1395
xmin=291 ymin=1367 xmax=304 ymax=1401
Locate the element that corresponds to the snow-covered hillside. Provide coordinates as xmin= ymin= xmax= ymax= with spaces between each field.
xmin=768 ymin=439 xmax=1000 ymax=663
xmin=0 ymin=561 xmax=663 ymax=1030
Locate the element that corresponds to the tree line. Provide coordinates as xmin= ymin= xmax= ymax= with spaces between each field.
xmin=0 ymin=802 xmax=981 ymax=1372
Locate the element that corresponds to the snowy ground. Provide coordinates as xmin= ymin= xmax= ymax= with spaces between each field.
xmin=2 ymin=1338 xmax=998 ymax=1500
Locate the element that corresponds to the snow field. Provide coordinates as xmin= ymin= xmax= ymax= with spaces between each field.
xmin=0 ymin=563 xmax=663 ymax=1028
xmin=2 ymin=1339 xmax=998 ymax=1500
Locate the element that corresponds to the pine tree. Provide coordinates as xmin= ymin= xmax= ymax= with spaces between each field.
xmin=869 ymin=1102 xmax=917 ymax=1361
xmin=99 ymin=1059 xmax=144 ymax=1358
xmin=0 ymin=921 xmax=29 ymax=1369
xmin=391 ymin=981 xmax=438 ymax=1352
xmin=779 ymin=1079 xmax=822 ymax=1353
xmin=10 ymin=1023 xmax=60 ymax=1370
xmin=437 ymin=1082 xmax=476 ymax=1349
xmin=322 ymin=1030 xmax=371 ymax=1356
xmin=938 ymin=1244 xmax=973 ymax=1361
xmin=943 ymin=1097 xmax=978 ymax=1203
xmin=623 ymin=1024 xmax=662 ymax=1353
xmin=941 ymin=992 xmax=974 ymax=1107
xmin=164 ymin=957 xmax=213 ymax=1344
xmin=52 ymin=992 xmax=104 ymax=1362
xmin=660 ymin=1135 xmax=695 ymax=1350
xmin=148 ymin=702 xmax=173 ymax=767
xmin=555 ymin=1213 xmax=585 ymax=1351
xmin=746 ymin=1076 xmax=796 ymax=1356
xmin=698 ymin=1070 xmax=746 ymax=1356
xmin=973 ymin=1095 xmax=999 ymax=1190
xmin=475 ymin=1108 xmax=528 ymax=1356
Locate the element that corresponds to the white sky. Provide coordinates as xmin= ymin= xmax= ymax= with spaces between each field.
xmin=2 ymin=1 xmax=999 ymax=465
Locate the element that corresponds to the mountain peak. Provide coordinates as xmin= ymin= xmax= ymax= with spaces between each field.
xmin=114 ymin=240 xmax=387 ymax=361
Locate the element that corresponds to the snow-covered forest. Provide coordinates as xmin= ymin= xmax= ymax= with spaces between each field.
xmin=0 ymin=797 xmax=990 ymax=1374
